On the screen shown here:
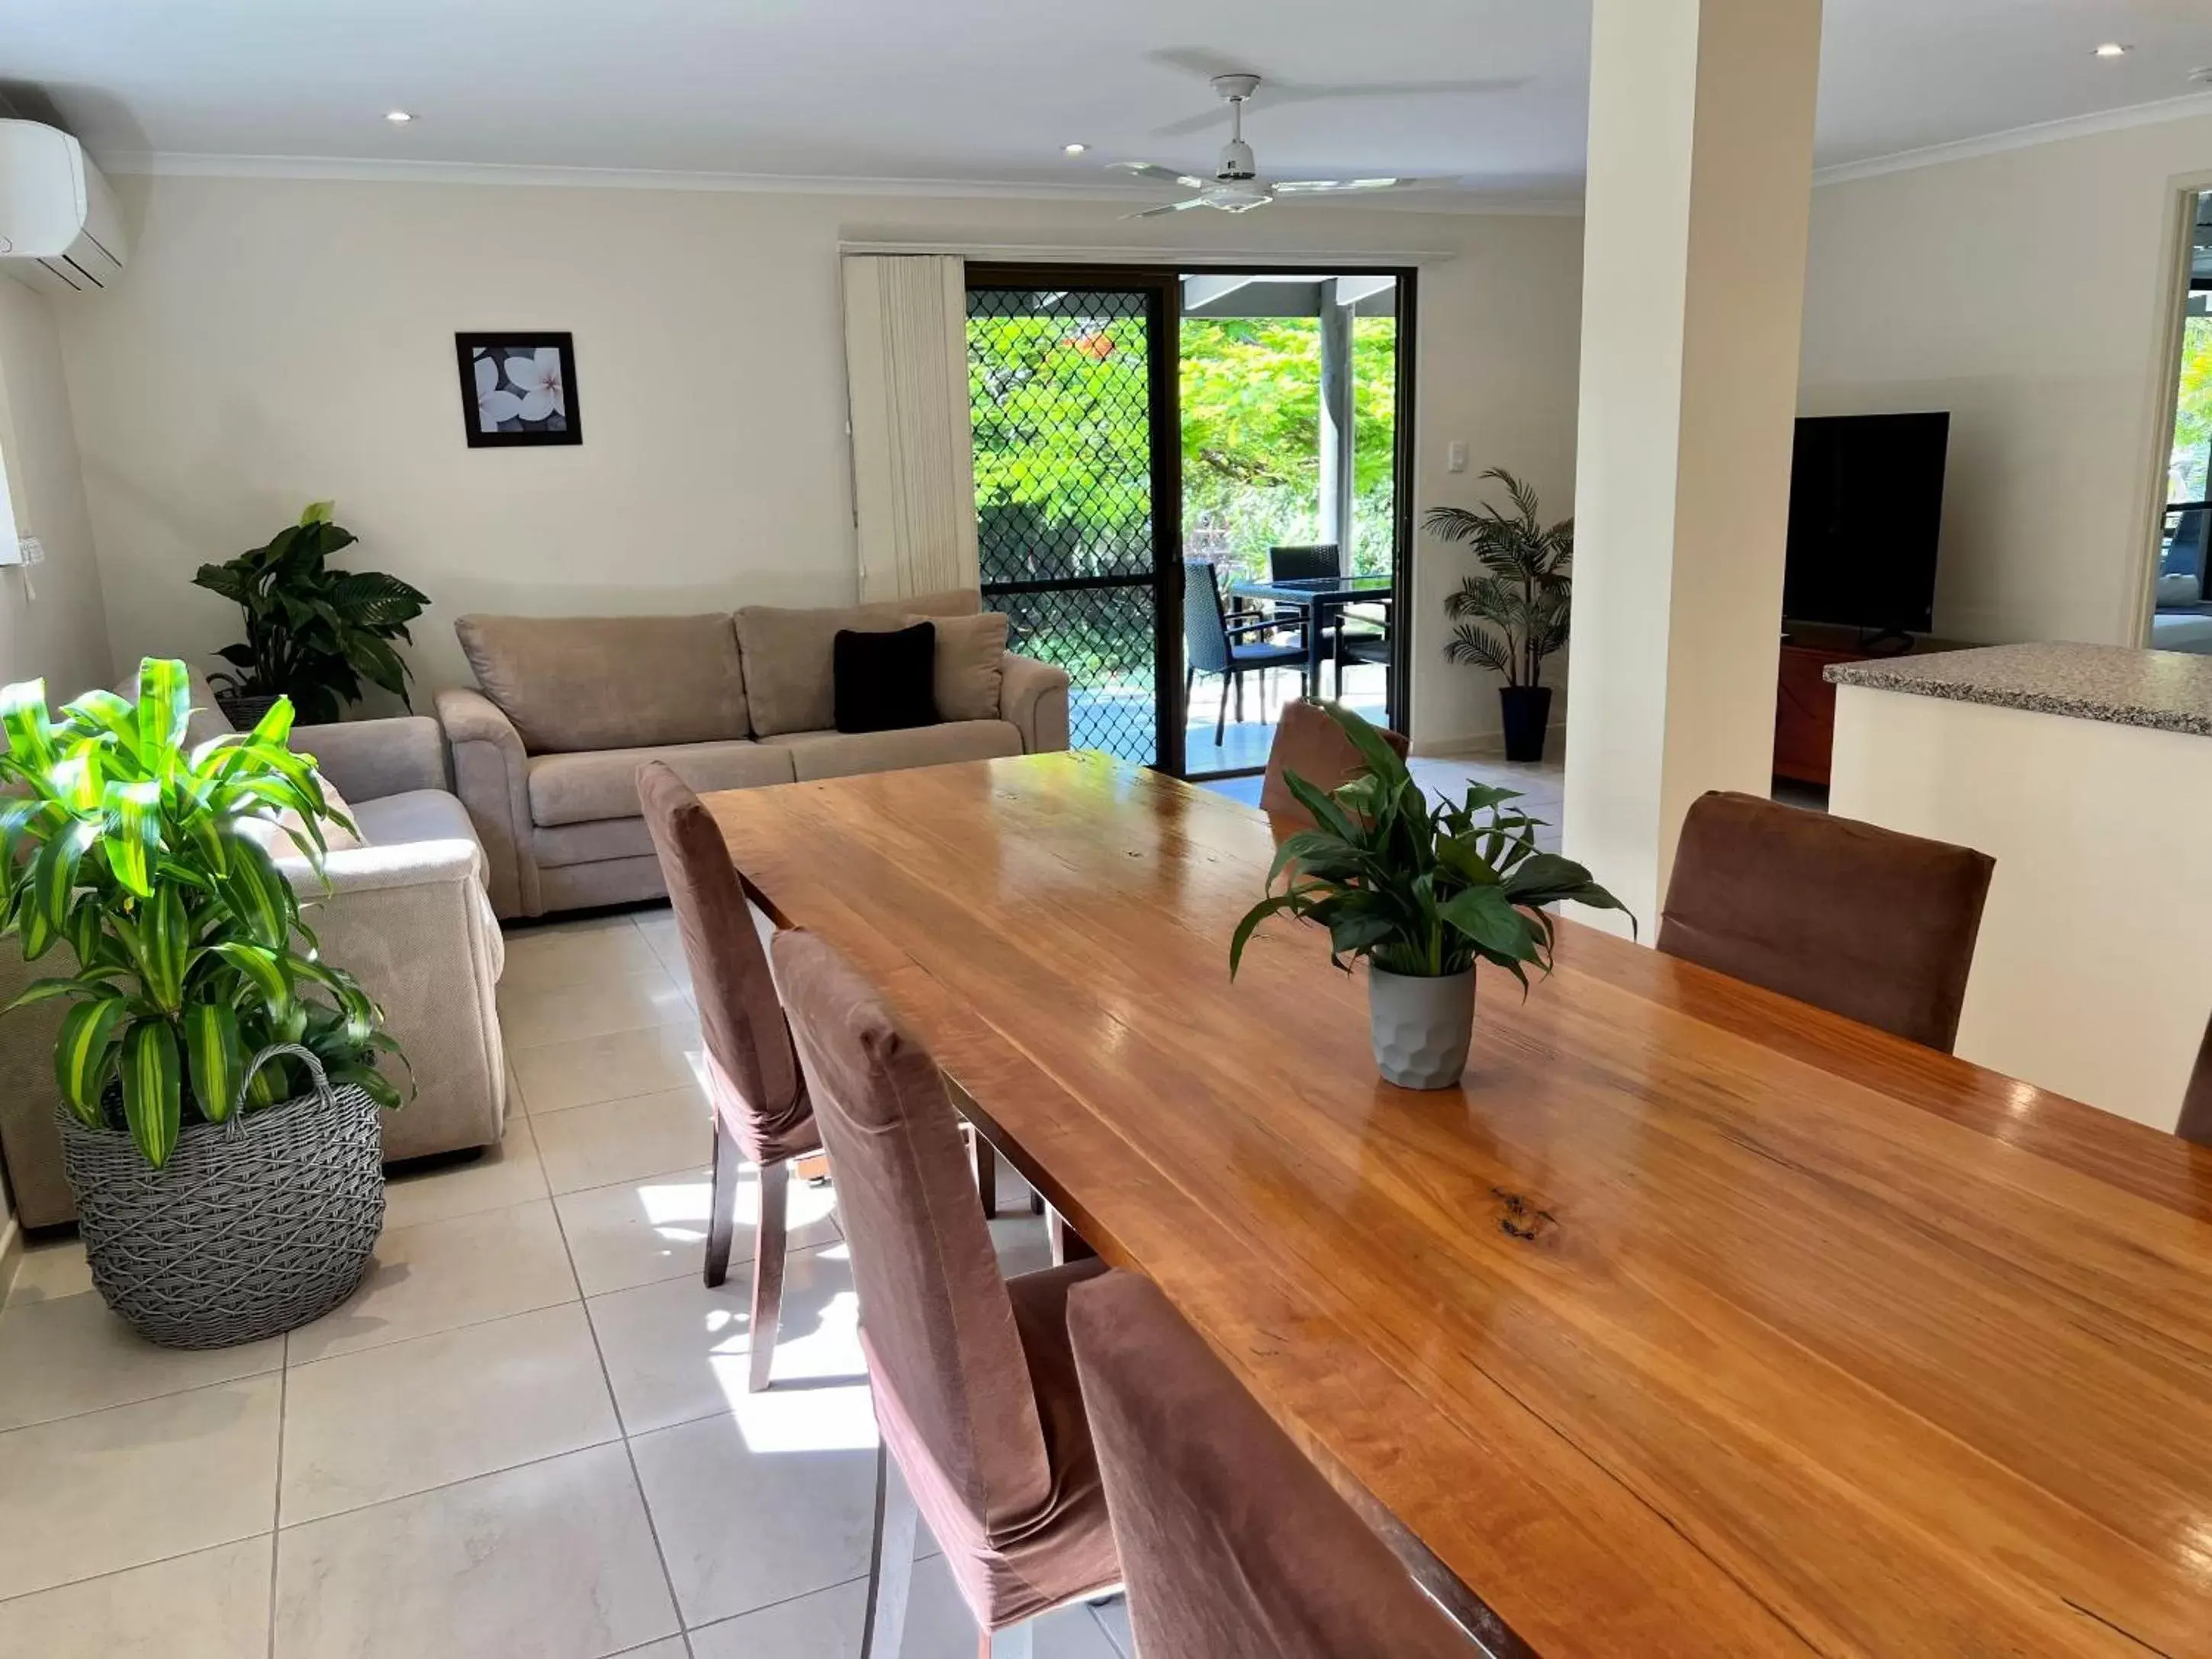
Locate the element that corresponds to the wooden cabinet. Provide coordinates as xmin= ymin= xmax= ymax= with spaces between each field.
xmin=1773 ymin=626 xmax=1966 ymax=786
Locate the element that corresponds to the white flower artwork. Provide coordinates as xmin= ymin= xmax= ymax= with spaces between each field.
xmin=458 ymin=335 xmax=580 ymax=447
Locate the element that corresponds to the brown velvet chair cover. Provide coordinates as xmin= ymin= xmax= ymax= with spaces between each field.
xmin=636 ymin=761 xmax=817 ymax=1163
xmin=1659 ymin=790 xmax=1995 ymax=1053
xmin=1066 ymin=1272 xmax=1471 ymax=1658
xmin=2178 ymin=1010 xmax=2212 ymax=1148
xmin=1261 ymin=699 xmax=1411 ymax=829
xmin=769 ymin=928 xmax=1118 ymax=1628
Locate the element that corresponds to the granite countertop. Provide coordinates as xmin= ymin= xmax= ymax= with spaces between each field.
xmin=1825 ymin=642 xmax=2212 ymax=735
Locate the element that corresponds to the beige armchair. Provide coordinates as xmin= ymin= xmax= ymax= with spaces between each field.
xmin=0 ymin=712 xmax=507 ymax=1229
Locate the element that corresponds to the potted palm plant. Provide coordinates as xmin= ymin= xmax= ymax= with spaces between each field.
xmin=194 ymin=500 xmax=430 ymax=726
xmin=1426 ymin=469 xmax=1572 ymax=762
xmin=1 ymin=659 xmax=404 ymax=1348
xmin=1230 ymin=703 xmax=1628 ymax=1089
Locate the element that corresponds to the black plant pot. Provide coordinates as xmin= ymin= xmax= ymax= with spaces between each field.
xmin=214 ymin=692 xmax=282 ymax=731
xmin=1498 ymin=685 xmax=1554 ymax=763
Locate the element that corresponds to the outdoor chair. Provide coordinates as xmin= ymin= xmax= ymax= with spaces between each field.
xmin=1184 ymin=560 xmax=1309 ymax=742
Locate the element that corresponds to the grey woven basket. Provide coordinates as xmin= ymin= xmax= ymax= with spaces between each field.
xmin=57 ymin=1044 xmax=386 ymax=1350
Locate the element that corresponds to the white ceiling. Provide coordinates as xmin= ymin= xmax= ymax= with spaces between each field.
xmin=2 ymin=0 xmax=2209 ymax=200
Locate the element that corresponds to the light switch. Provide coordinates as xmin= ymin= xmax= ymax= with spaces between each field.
xmin=1446 ymin=442 xmax=1468 ymax=474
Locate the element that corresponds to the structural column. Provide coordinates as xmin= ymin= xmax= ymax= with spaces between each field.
xmin=1317 ymin=279 xmax=1356 ymax=560
xmin=1562 ymin=0 xmax=1824 ymax=934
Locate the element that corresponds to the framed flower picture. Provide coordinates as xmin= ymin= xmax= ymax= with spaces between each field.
xmin=455 ymin=332 xmax=581 ymax=448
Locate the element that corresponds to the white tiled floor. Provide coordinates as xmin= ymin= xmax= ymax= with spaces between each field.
xmin=0 ymin=756 xmax=1551 ymax=1657
xmin=0 ymin=905 xmax=1124 ymax=1659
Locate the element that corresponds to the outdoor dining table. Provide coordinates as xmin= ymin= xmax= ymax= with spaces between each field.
xmin=1225 ymin=572 xmax=1392 ymax=693
xmin=706 ymin=751 xmax=2212 ymax=1659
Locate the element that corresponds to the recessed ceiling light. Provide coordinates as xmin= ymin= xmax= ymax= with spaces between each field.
xmin=385 ymin=109 xmax=413 ymax=124
xmin=1063 ymin=142 xmax=1088 ymax=155
xmin=2094 ymin=42 xmax=2130 ymax=58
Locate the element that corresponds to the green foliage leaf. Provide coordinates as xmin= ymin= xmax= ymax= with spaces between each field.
xmin=20 ymin=819 xmax=97 ymax=959
xmin=121 ymin=1018 xmax=183 ymax=1167
xmin=133 ymin=657 xmax=192 ymax=760
xmin=101 ymin=778 xmax=162 ymax=899
xmin=54 ymin=996 xmax=129 ymax=1125
xmin=184 ymin=1001 xmax=247 ymax=1124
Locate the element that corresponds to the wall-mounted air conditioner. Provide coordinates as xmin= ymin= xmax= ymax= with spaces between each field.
xmin=0 ymin=119 xmax=127 ymax=294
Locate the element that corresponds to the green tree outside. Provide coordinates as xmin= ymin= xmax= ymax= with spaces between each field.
xmin=2172 ymin=313 xmax=2211 ymax=505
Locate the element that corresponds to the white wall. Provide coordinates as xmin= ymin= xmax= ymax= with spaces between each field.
xmin=52 ymin=173 xmax=1586 ymax=751
xmin=1799 ymin=111 xmax=2212 ymax=647
xmin=0 ymin=277 xmax=108 ymax=698
xmin=0 ymin=272 xmax=106 ymax=1264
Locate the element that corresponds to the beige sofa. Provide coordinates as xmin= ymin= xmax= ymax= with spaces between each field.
xmin=437 ymin=598 xmax=1072 ymax=918
xmin=0 ymin=696 xmax=508 ymax=1230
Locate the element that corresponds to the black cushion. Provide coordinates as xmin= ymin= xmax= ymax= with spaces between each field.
xmin=833 ymin=622 xmax=940 ymax=735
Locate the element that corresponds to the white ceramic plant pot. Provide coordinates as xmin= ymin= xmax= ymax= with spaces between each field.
xmin=1367 ymin=966 xmax=1475 ymax=1090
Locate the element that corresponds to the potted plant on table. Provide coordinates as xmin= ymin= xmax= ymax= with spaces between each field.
xmin=194 ymin=500 xmax=430 ymax=727
xmin=1229 ymin=703 xmax=1628 ymax=1089
xmin=1426 ymin=468 xmax=1572 ymax=763
xmin=1 ymin=659 xmax=404 ymax=1349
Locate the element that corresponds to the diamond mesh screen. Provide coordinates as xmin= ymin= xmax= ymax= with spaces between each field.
xmin=969 ymin=287 xmax=1161 ymax=765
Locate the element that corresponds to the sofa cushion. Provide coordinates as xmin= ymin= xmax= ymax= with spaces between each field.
xmin=926 ymin=611 xmax=1011 ymax=723
xmin=735 ymin=605 xmax=904 ymax=738
xmin=457 ymin=614 xmax=749 ymax=754
xmin=534 ymin=817 xmax=655 ymax=869
xmin=528 ymin=740 xmax=796 ymax=828
xmin=352 ymin=789 xmax=482 ymax=850
xmin=773 ymin=720 xmax=1024 ymax=783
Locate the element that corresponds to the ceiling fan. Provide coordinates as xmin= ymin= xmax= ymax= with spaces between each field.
xmin=1107 ymin=74 xmax=1426 ymax=217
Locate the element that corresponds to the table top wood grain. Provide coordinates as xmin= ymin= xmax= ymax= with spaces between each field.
xmin=706 ymin=751 xmax=2212 ymax=1657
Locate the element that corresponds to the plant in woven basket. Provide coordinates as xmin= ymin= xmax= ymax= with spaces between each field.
xmin=0 ymin=657 xmax=405 ymax=1169
xmin=194 ymin=500 xmax=430 ymax=725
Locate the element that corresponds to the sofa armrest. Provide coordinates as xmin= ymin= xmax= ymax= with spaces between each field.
xmin=294 ymin=715 xmax=449 ymax=802
xmin=999 ymin=652 xmax=1071 ymax=754
xmin=280 ymin=841 xmax=508 ymax=1159
xmin=435 ymin=686 xmax=535 ymax=918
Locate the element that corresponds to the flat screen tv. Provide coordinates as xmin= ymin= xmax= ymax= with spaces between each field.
xmin=1782 ymin=412 xmax=1949 ymax=635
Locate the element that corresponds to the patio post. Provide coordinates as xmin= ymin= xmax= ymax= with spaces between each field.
xmin=1317 ymin=278 xmax=1356 ymax=561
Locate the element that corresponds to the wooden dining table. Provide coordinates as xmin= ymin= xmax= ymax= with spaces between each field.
xmin=705 ymin=750 xmax=2212 ymax=1658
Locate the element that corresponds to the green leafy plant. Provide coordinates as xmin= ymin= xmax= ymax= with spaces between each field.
xmin=1230 ymin=703 xmax=1629 ymax=982
xmin=1 ymin=659 xmax=405 ymax=1167
xmin=1426 ymin=468 xmax=1572 ymax=688
xmin=194 ymin=501 xmax=430 ymax=723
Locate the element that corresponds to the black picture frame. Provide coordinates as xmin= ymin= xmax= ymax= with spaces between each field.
xmin=455 ymin=331 xmax=581 ymax=448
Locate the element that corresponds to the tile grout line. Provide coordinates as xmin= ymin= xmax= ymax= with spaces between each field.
xmin=554 ymin=1163 xmax=696 ymax=1650
xmin=266 ymin=1362 xmax=287 ymax=1659
xmin=0 ymin=1362 xmax=285 ymax=1441
xmin=0 ymin=1529 xmax=276 ymax=1611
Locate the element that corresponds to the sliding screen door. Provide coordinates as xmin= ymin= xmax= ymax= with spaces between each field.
xmin=966 ymin=270 xmax=1182 ymax=771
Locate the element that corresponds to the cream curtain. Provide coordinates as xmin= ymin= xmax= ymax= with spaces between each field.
xmin=841 ymin=254 xmax=980 ymax=603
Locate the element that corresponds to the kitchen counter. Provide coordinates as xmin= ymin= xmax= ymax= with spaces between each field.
xmin=1826 ymin=645 xmax=2212 ymax=1133
xmin=1826 ymin=641 xmax=2212 ymax=736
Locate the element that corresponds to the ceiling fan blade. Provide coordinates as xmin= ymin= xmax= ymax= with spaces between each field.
xmin=1123 ymin=199 xmax=1210 ymax=220
xmin=1110 ymin=160 xmax=1210 ymax=188
xmin=1154 ymin=73 xmax=1530 ymax=137
xmin=1268 ymin=76 xmax=1531 ymax=107
xmin=1273 ymin=177 xmax=1419 ymax=194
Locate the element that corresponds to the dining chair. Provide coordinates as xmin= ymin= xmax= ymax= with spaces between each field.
xmin=1183 ymin=559 xmax=1308 ymax=742
xmin=2178 ymin=1010 xmax=2212 ymax=1148
xmin=1066 ymin=1271 xmax=1473 ymax=1659
xmin=636 ymin=760 xmax=819 ymax=1393
xmin=769 ymin=928 xmax=1120 ymax=1658
xmin=1268 ymin=543 xmax=1341 ymax=583
xmin=1659 ymin=790 xmax=1995 ymax=1053
xmin=1260 ymin=699 xmax=1411 ymax=829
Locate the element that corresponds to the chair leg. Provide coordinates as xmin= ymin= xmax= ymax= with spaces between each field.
xmin=1234 ymin=669 xmax=1244 ymax=724
xmin=1183 ymin=665 xmax=1195 ymax=720
xmin=747 ymin=1158 xmax=789 ymax=1394
xmin=703 ymin=1117 xmax=740 ymax=1290
xmin=983 ymin=1625 xmax=1034 ymax=1658
xmin=968 ymin=1123 xmax=998 ymax=1217
xmin=1214 ymin=673 xmax=1228 ymax=743
xmin=1029 ymin=1187 xmax=1045 ymax=1216
xmin=862 ymin=1443 xmax=920 ymax=1659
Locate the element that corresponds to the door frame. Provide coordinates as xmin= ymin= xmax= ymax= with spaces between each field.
xmin=966 ymin=258 xmax=1420 ymax=776
xmin=967 ymin=262 xmax=1188 ymax=774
